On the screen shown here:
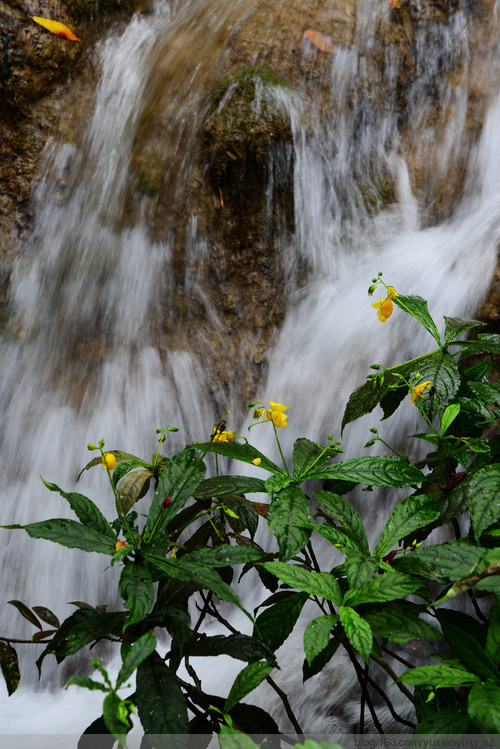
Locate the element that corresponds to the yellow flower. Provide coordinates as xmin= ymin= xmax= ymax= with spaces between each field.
xmin=372 ymin=287 xmax=398 ymax=323
xmin=264 ymin=400 xmax=288 ymax=428
xmin=252 ymin=457 xmax=262 ymax=465
xmin=212 ymin=429 xmax=235 ymax=443
xmin=102 ymin=452 xmax=117 ymax=471
xmin=410 ymin=381 xmax=432 ymax=403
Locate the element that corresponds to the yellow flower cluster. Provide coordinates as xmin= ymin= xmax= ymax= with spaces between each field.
xmin=212 ymin=429 xmax=235 ymax=443
xmin=372 ymin=287 xmax=398 ymax=323
xmin=264 ymin=401 xmax=288 ymax=428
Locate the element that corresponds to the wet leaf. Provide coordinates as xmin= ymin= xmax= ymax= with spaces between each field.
xmin=315 ymin=490 xmax=369 ymax=554
xmin=118 ymin=562 xmax=155 ymax=631
xmin=40 ymin=478 xmax=115 ymax=540
xmin=343 ymin=570 xmax=422 ymax=606
xmin=307 ymin=455 xmax=423 ymax=488
xmin=339 ymin=606 xmax=372 ymax=664
xmin=194 ymin=475 xmax=266 ymax=499
xmin=394 ymin=294 xmax=441 ymax=344
xmin=261 ymin=561 xmax=342 ymax=605
xmin=373 ymin=493 xmax=440 ymax=557
xmin=32 ymin=16 xmax=79 ymax=41
xmin=2 ymin=519 xmax=116 ymax=555
xmin=303 ymin=29 xmax=334 ymax=53
xmin=267 ymin=484 xmax=312 ymax=561
xmin=0 ymin=642 xmax=20 ymax=695
xmin=393 ymin=540 xmax=486 ymax=583
xmin=468 ymin=464 xmax=500 ymax=540
xmin=304 ymin=614 xmax=339 ymax=666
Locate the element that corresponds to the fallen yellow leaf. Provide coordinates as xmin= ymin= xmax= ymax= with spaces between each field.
xmin=303 ymin=29 xmax=334 ymax=54
xmin=32 ymin=16 xmax=79 ymax=41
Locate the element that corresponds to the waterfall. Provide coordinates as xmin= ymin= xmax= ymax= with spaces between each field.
xmin=1 ymin=0 xmax=500 ymax=735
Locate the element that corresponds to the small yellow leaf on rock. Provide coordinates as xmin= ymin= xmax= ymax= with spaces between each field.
xmin=303 ymin=29 xmax=334 ymax=54
xmin=32 ymin=16 xmax=80 ymax=41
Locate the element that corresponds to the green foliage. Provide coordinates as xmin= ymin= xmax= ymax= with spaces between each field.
xmin=2 ymin=278 xmax=500 ymax=741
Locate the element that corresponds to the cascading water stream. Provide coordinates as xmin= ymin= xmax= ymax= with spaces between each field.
xmin=1 ymin=0 xmax=500 ymax=736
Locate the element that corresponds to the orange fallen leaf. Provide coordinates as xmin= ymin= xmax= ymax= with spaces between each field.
xmin=303 ymin=29 xmax=334 ymax=54
xmin=32 ymin=16 xmax=80 ymax=41
xmin=389 ymin=0 xmax=401 ymax=9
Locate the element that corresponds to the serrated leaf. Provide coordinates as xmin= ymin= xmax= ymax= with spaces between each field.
xmin=135 ymin=651 xmax=189 ymax=734
xmin=185 ymin=634 xmax=276 ymax=666
xmin=303 ymin=614 xmax=339 ymax=666
xmin=267 ymin=484 xmax=312 ymax=561
xmin=118 ymin=562 xmax=155 ymax=631
xmin=393 ymin=540 xmax=486 ymax=583
xmin=292 ymin=438 xmax=337 ymax=481
xmin=116 ymin=469 xmax=153 ymax=515
xmin=261 ymin=562 xmax=342 ymax=605
xmin=400 ymin=665 xmax=479 ymax=687
xmin=143 ymin=552 xmax=249 ymax=619
xmin=363 ymin=607 xmax=442 ymax=644
xmin=394 ymin=294 xmax=441 ymax=344
xmin=302 ymin=638 xmax=339 ymax=681
xmin=194 ymin=475 xmax=267 ymax=499
xmin=186 ymin=544 xmax=266 ymax=567
xmin=444 ymin=316 xmax=486 ymax=345
xmin=224 ymin=661 xmax=273 ymax=712
xmin=373 ymin=494 xmax=441 ymax=557
xmin=467 ymin=380 xmax=500 ymax=406
xmin=315 ymin=491 xmax=369 ymax=554
xmin=1 ymin=519 xmax=116 ymax=555
xmin=304 ymin=523 xmax=365 ymax=554
xmin=253 ymin=592 xmax=308 ymax=651
xmin=116 ymin=630 xmax=156 ymax=688
xmin=339 ymin=606 xmax=372 ymax=664
xmin=41 ymin=478 xmax=115 ymax=539
xmin=0 ymin=642 xmax=20 ymax=695
xmin=32 ymin=606 xmax=60 ymax=629
xmin=344 ymin=555 xmax=379 ymax=589
xmin=458 ymin=333 xmax=500 ymax=358
xmin=264 ymin=473 xmax=291 ymax=499
xmin=142 ymin=448 xmax=206 ymax=546
xmin=343 ymin=570 xmax=422 ymax=606
xmin=307 ymin=456 xmax=423 ymax=488
xmin=413 ymin=351 xmax=461 ymax=420
xmin=468 ymin=464 xmax=500 ymax=540
xmin=468 ymin=681 xmax=500 ymax=732
xmin=195 ymin=440 xmax=284 ymax=475
xmin=8 ymin=600 xmax=42 ymax=629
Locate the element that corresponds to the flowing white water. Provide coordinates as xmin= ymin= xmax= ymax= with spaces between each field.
xmin=1 ymin=0 xmax=500 ymax=736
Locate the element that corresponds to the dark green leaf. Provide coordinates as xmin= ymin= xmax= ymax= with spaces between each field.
xmin=267 ymin=484 xmax=312 ymax=561
xmin=379 ymin=384 xmax=407 ymax=421
xmin=187 ymin=544 xmax=265 ymax=568
xmin=302 ymin=638 xmax=339 ymax=681
xmin=307 ymin=456 xmax=423 ymax=488
xmin=440 ymin=403 xmax=461 ymax=437
xmin=118 ymin=562 xmax=155 ymax=630
xmin=261 ymin=562 xmax=342 ymax=605
xmin=344 ymin=555 xmax=379 ymax=589
xmin=136 ymin=651 xmax=189 ymax=734
xmin=394 ymin=294 xmax=441 ymax=344
xmin=0 ymin=642 xmax=20 ymax=695
xmin=339 ymin=606 xmax=372 ymax=664
xmin=444 ymin=316 xmax=485 ymax=345
xmin=222 ymin=497 xmax=260 ymax=539
xmin=414 ymin=707 xmax=471 ymax=734
xmin=8 ymin=600 xmax=42 ymax=629
xmin=143 ymin=553 xmax=249 ymax=618
xmin=116 ymin=630 xmax=156 ymax=688
xmin=224 ymin=661 xmax=273 ymax=712
xmin=32 ymin=606 xmax=60 ymax=629
xmin=441 ymin=622 xmax=500 ymax=682
xmin=185 ymin=634 xmax=276 ymax=666
xmin=116 ymin=469 xmax=153 ymax=515
xmin=486 ymin=599 xmax=500 ymax=665
xmin=476 ymin=576 xmax=500 ymax=595
xmin=468 ymin=380 xmax=500 ymax=405
xmin=253 ymin=592 xmax=308 ymax=651
xmin=304 ymin=523 xmax=365 ymax=555
xmin=194 ymin=475 xmax=267 ymax=499
xmin=468 ymin=464 xmax=500 ymax=540
xmin=41 ymin=478 xmax=115 ymax=539
xmin=194 ymin=440 xmax=284 ymax=475
xmin=2 ymin=519 xmax=116 ymax=555
xmin=41 ymin=609 xmax=125 ymax=660
xmin=363 ymin=607 xmax=442 ymax=644
xmin=393 ymin=540 xmax=486 ymax=583
xmin=343 ymin=570 xmax=422 ymax=606
xmin=373 ymin=494 xmax=441 ymax=557
xmin=468 ymin=681 xmax=500 ymax=733
xmin=400 ymin=665 xmax=480 ymax=687
xmin=292 ymin=438 xmax=337 ymax=481
xmin=315 ymin=491 xmax=369 ymax=554
xmin=264 ymin=473 xmax=291 ymax=498
xmin=458 ymin=333 xmax=500 ymax=357
xmin=303 ymin=614 xmax=339 ymax=666
xmin=413 ymin=351 xmax=461 ymax=420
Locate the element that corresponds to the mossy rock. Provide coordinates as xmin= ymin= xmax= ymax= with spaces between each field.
xmin=204 ymin=65 xmax=293 ymax=208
